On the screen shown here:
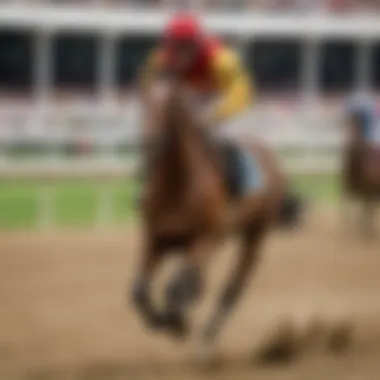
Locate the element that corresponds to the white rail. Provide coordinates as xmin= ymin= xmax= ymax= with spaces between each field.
xmin=0 ymin=154 xmax=339 ymax=180
xmin=0 ymin=154 xmax=338 ymax=229
xmin=1 ymin=5 xmax=380 ymax=38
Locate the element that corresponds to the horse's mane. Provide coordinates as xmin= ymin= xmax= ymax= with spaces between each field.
xmin=149 ymin=77 xmax=218 ymax=152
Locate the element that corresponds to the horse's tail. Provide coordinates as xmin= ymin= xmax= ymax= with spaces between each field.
xmin=278 ymin=192 xmax=304 ymax=228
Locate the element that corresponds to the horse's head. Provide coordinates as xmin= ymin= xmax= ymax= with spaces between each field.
xmin=142 ymin=76 xmax=213 ymax=158
xmin=143 ymin=77 xmax=184 ymax=141
xmin=141 ymin=76 xmax=222 ymax=201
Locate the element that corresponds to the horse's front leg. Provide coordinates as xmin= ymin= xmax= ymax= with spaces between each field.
xmin=163 ymin=237 xmax=215 ymax=339
xmin=130 ymin=237 xmax=165 ymax=330
xmin=201 ymin=222 xmax=266 ymax=346
xmin=362 ymin=199 xmax=377 ymax=238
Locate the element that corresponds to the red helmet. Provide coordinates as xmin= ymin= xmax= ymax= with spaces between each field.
xmin=164 ymin=13 xmax=204 ymax=43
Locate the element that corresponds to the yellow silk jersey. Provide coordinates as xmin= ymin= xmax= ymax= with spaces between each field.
xmin=140 ymin=40 xmax=254 ymax=123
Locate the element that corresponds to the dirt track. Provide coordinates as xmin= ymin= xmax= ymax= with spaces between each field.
xmin=1 ymin=208 xmax=380 ymax=380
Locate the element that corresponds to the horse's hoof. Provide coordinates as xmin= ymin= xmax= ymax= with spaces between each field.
xmin=150 ymin=314 xmax=165 ymax=329
xmin=165 ymin=312 xmax=190 ymax=339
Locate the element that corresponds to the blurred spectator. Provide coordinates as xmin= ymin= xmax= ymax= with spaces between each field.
xmin=257 ymin=0 xmax=299 ymax=12
xmin=121 ymin=0 xmax=162 ymax=7
xmin=3 ymin=0 xmax=380 ymax=13
xmin=324 ymin=0 xmax=356 ymax=13
xmin=321 ymin=0 xmax=380 ymax=13
xmin=203 ymin=0 xmax=248 ymax=11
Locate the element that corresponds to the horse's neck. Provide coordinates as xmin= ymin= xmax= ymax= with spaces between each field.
xmin=162 ymin=118 xmax=203 ymax=186
xmin=149 ymin=81 xmax=218 ymax=196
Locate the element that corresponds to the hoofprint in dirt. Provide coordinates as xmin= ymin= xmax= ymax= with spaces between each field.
xmin=0 ymin=208 xmax=380 ymax=380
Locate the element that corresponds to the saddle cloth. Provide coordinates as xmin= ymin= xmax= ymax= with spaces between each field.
xmin=222 ymin=141 xmax=266 ymax=199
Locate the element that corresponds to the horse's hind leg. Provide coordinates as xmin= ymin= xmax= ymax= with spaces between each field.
xmin=130 ymin=238 xmax=165 ymax=330
xmin=201 ymin=222 xmax=266 ymax=346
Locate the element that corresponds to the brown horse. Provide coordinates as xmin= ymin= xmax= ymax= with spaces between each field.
xmin=131 ymin=77 xmax=300 ymax=351
xmin=342 ymin=110 xmax=380 ymax=236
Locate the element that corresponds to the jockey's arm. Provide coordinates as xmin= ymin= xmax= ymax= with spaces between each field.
xmin=211 ymin=48 xmax=254 ymax=124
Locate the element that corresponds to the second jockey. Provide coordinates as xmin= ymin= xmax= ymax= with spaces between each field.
xmin=140 ymin=12 xmax=253 ymax=129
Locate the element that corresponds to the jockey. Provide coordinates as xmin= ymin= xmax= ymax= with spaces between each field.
xmin=139 ymin=13 xmax=303 ymax=225
xmin=140 ymin=12 xmax=253 ymax=129
xmin=140 ymin=12 xmax=253 ymax=195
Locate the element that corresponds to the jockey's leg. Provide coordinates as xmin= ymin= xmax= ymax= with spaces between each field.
xmin=220 ymin=140 xmax=242 ymax=197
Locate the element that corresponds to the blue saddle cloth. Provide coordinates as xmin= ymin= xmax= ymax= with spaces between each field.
xmin=237 ymin=145 xmax=265 ymax=195
xmin=223 ymin=142 xmax=265 ymax=198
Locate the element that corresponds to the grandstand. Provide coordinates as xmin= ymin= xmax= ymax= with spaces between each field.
xmin=0 ymin=1 xmax=379 ymax=228
xmin=1 ymin=1 xmax=379 ymax=12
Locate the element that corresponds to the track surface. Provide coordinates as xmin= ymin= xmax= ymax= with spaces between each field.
xmin=1 ymin=208 xmax=380 ymax=380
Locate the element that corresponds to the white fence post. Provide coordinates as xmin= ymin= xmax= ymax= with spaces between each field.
xmin=96 ymin=185 xmax=113 ymax=228
xmin=0 ymin=146 xmax=341 ymax=231
xmin=37 ymin=186 xmax=55 ymax=230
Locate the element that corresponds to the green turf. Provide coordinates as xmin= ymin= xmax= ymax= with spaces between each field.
xmin=0 ymin=183 xmax=39 ymax=229
xmin=0 ymin=180 xmax=138 ymax=229
xmin=291 ymin=174 xmax=339 ymax=204
xmin=0 ymin=175 xmax=337 ymax=230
